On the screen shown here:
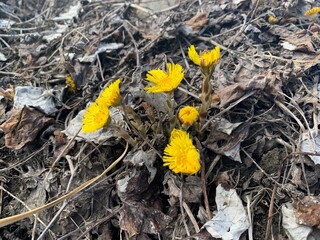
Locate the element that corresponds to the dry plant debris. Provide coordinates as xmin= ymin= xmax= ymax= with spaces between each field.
xmin=1 ymin=0 xmax=320 ymax=239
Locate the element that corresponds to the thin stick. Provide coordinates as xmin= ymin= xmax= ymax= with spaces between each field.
xmin=201 ymin=158 xmax=212 ymax=220
xmin=180 ymin=179 xmax=190 ymax=236
xmin=183 ymin=201 xmax=200 ymax=232
xmin=264 ymin=183 xmax=277 ymax=240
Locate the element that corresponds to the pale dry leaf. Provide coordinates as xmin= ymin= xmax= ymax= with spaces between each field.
xmin=282 ymin=202 xmax=313 ymax=240
xmin=203 ymin=184 xmax=249 ymax=240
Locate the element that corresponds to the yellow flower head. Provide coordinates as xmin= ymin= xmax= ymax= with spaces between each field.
xmin=145 ymin=63 xmax=184 ymax=93
xmin=66 ymin=75 xmax=76 ymax=92
xmin=305 ymin=7 xmax=320 ymax=17
xmin=163 ymin=129 xmax=200 ymax=174
xmin=82 ymin=102 xmax=110 ymax=133
xmin=178 ymin=106 xmax=199 ymax=126
xmin=188 ymin=45 xmax=220 ymax=68
xmin=97 ymin=79 xmax=121 ymax=107
xmin=268 ymin=16 xmax=279 ymax=24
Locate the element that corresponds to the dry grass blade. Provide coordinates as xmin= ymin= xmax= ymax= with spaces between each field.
xmin=0 ymin=142 xmax=128 ymax=228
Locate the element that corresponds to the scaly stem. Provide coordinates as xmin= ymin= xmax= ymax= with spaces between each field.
xmin=198 ymin=73 xmax=212 ymax=127
xmin=166 ymin=91 xmax=176 ymax=133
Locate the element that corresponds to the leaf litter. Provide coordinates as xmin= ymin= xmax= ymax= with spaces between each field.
xmin=0 ymin=0 xmax=320 ymax=239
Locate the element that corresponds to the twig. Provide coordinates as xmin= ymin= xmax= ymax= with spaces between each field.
xmin=180 ymin=178 xmax=190 ymax=236
xmin=177 ymin=86 xmax=199 ymax=100
xmin=246 ymin=195 xmax=253 ymax=240
xmin=201 ymin=158 xmax=212 ymax=220
xmin=183 ymin=201 xmax=200 ymax=233
xmin=264 ymin=183 xmax=277 ymax=240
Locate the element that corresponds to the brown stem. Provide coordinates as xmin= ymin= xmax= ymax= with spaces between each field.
xmin=201 ymin=158 xmax=212 ymax=220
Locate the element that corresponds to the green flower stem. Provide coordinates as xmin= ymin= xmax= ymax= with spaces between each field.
xmin=166 ymin=91 xmax=176 ymax=133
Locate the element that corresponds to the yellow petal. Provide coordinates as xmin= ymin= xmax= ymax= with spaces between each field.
xmin=188 ymin=45 xmax=201 ymax=66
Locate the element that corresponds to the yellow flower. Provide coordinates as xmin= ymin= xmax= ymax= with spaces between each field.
xmin=178 ymin=106 xmax=199 ymax=126
xmin=268 ymin=16 xmax=278 ymax=24
xmin=188 ymin=45 xmax=220 ymax=68
xmin=97 ymin=79 xmax=121 ymax=107
xmin=66 ymin=75 xmax=76 ymax=92
xmin=145 ymin=63 xmax=184 ymax=93
xmin=163 ymin=129 xmax=200 ymax=174
xmin=82 ymin=102 xmax=109 ymax=133
xmin=305 ymin=7 xmax=320 ymax=17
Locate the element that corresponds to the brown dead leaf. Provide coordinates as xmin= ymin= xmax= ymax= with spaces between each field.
xmin=283 ymin=30 xmax=315 ymax=53
xmin=0 ymin=106 xmax=54 ymax=150
xmin=119 ymin=203 xmax=172 ymax=237
xmin=185 ymin=12 xmax=208 ymax=33
xmin=52 ymin=130 xmax=73 ymax=158
xmin=218 ymin=73 xmax=281 ymax=108
xmin=293 ymin=196 xmax=320 ymax=227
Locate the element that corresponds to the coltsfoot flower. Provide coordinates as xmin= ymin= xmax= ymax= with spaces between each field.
xmin=178 ymin=106 xmax=199 ymax=126
xmin=188 ymin=45 xmax=220 ymax=69
xmin=163 ymin=129 xmax=200 ymax=174
xmin=97 ymin=79 xmax=121 ymax=107
xmin=66 ymin=75 xmax=76 ymax=92
xmin=305 ymin=7 xmax=320 ymax=17
xmin=268 ymin=16 xmax=279 ymax=24
xmin=145 ymin=63 xmax=184 ymax=93
xmin=82 ymin=102 xmax=110 ymax=133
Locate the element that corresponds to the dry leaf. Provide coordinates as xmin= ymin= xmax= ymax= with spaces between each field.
xmin=185 ymin=12 xmax=208 ymax=33
xmin=217 ymin=73 xmax=281 ymax=108
xmin=204 ymin=122 xmax=250 ymax=162
xmin=293 ymin=196 xmax=320 ymax=227
xmin=119 ymin=203 xmax=172 ymax=237
xmin=162 ymin=172 xmax=202 ymax=205
xmin=0 ymin=106 xmax=54 ymax=150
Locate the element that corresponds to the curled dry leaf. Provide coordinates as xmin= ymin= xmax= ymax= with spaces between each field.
xmin=0 ymin=106 xmax=54 ymax=150
xmin=217 ymin=73 xmax=281 ymax=108
xmin=204 ymin=122 xmax=250 ymax=162
xmin=117 ymin=169 xmax=159 ymax=204
xmin=14 ymin=86 xmax=58 ymax=115
xmin=117 ymin=168 xmax=171 ymax=237
xmin=119 ymin=203 xmax=172 ymax=237
xmin=123 ymin=149 xmax=157 ymax=183
xmin=203 ymin=184 xmax=249 ymax=240
xmin=282 ymin=30 xmax=315 ymax=53
xmin=180 ymin=12 xmax=208 ymax=35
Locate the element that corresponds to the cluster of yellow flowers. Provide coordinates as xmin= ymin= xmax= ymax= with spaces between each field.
xmin=144 ymin=44 xmax=220 ymax=174
xmin=82 ymin=79 xmax=121 ymax=133
xmin=80 ymin=44 xmax=220 ymax=175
